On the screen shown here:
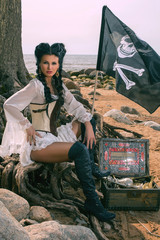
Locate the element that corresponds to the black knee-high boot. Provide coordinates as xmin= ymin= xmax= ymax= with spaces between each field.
xmin=81 ymin=118 xmax=111 ymax=179
xmin=68 ymin=141 xmax=115 ymax=221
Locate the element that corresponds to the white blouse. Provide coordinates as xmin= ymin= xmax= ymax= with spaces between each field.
xmin=0 ymin=78 xmax=92 ymax=166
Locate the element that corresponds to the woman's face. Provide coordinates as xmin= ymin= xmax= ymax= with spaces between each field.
xmin=39 ymin=54 xmax=59 ymax=79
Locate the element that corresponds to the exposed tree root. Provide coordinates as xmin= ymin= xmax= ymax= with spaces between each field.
xmin=90 ymin=215 xmax=110 ymax=240
xmin=0 ymin=118 xmax=143 ymax=240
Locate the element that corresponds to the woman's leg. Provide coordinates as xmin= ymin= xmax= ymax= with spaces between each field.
xmin=68 ymin=141 xmax=115 ymax=221
xmin=71 ymin=120 xmax=81 ymax=138
xmin=31 ymin=120 xmax=81 ymax=163
xmin=31 ymin=139 xmax=115 ymax=221
xmin=31 ymin=142 xmax=73 ymax=163
xmin=76 ymin=118 xmax=111 ymax=179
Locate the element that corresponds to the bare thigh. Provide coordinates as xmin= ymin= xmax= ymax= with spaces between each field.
xmin=72 ymin=120 xmax=81 ymax=138
xmin=31 ymin=142 xmax=74 ymax=163
xmin=31 ymin=120 xmax=81 ymax=164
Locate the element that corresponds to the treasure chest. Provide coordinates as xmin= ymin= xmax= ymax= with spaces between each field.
xmin=99 ymin=138 xmax=160 ymax=211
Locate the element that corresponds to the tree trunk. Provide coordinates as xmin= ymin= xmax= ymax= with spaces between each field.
xmin=0 ymin=0 xmax=30 ymax=98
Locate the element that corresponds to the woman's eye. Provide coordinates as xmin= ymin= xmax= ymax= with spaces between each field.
xmin=43 ymin=61 xmax=48 ymax=64
xmin=52 ymin=62 xmax=56 ymax=65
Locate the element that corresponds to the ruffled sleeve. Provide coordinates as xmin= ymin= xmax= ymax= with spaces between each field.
xmin=0 ymin=80 xmax=38 ymax=165
xmin=63 ymin=84 xmax=92 ymax=123
xmin=4 ymin=79 xmax=38 ymax=128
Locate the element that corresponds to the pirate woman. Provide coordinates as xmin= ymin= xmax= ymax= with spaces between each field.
xmin=0 ymin=43 xmax=115 ymax=222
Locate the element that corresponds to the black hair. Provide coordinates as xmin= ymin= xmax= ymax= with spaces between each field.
xmin=34 ymin=42 xmax=66 ymax=135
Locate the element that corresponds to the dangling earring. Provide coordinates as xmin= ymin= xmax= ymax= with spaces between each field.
xmin=55 ymin=71 xmax=59 ymax=78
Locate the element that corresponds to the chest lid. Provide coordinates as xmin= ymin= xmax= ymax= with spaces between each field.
xmin=99 ymin=138 xmax=149 ymax=177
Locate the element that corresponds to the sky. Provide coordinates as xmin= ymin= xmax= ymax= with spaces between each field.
xmin=22 ymin=0 xmax=160 ymax=55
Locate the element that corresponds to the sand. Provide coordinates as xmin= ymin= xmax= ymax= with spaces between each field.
xmin=81 ymin=86 xmax=160 ymax=240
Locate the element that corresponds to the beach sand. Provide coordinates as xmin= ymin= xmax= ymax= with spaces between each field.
xmin=81 ymin=86 xmax=160 ymax=240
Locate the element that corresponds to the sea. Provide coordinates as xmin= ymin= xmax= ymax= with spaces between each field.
xmin=23 ymin=54 xmax=97 ymax=74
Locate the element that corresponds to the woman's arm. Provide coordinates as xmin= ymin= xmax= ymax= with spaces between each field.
xmin=4 ymin=79 xmax=42 ymax=144
xmin=83 ymin=121 xmax=96 ymax=149
xmin=63 ymin=84 xmax=96 ymax=147
xmin=4 ymin=80 xmax=37 ymax=128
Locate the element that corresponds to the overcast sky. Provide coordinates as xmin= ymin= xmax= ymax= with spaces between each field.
xmin=22 ymin=0 xmax=160 ymax=55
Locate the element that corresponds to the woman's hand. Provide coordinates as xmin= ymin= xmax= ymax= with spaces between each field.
xmin=83 ymin=121 xmax=96 ymax=149
xmin=26 ymin=126 xmax=42 ymax=145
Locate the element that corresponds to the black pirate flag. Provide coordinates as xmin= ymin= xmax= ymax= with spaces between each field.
xmin=97 ymin=6 xmax=160 ymax=113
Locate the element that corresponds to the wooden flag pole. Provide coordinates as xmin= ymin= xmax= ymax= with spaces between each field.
xmin=92 ymin=70 xmax=99 ymax=115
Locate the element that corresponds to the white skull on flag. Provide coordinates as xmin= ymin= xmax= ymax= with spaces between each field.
xmin=114 ymin=35 xmax=145 ymax=90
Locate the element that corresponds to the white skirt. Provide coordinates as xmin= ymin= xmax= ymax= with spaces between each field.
xmin=0 ymin=121 xmax=77 ymax=167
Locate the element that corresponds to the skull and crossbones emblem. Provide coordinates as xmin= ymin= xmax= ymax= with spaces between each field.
xmin=114 ymin=35 xmax=145 ymax=90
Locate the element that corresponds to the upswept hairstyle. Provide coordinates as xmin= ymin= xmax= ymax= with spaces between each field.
xmin=34 ymin=42 xmax=66 ymax=135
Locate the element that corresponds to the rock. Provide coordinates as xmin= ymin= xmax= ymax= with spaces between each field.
xmin=93 ymin=112 xmax=103 ymax=131
xmin=89 ymin=70 xmax=97 ymax=78
xmin=105 ymin=85 xmax=114 ymax=90
xmin=70 ymin=71 xmax=81 ymax=77
xmin=62 ymin=224 xmax=97 ymax=240
xmin=25 ymin=220 xmax=97 ymax=240
xmin=88 ymin=91 xmax=101 ymax=96
xmin=97 ymin=83 xmax=103 ymax=88
xmin=84 ymin=68 xmax=96 ymax=75
xmin=0 ymin=201 xmax=30 ymax=240
xmin=29 ymin=206 xmax=53 ymax=223
xmin=20 ymin=218 xmax=38 ymax=227
xmin=79 ymin=69 xmax=85 ymax=74
xmin=70 ymin=89 xmax=82 ymax=96
xmin=63 ymin=78 xmax=80 ymax=90
xmin=61 ymin=70 xmax=71 ymax=78
xmin=142 ymin=121 xmax=160 ymax=131
xmin=83 ymin=81 xmax=95 ymax=87
xmin=0 ymin=188 xmax=30 ymax=221
xmin=75 ymin=217 xmax=88 ymax=226
xmin=120 ymin=106 xmax=140 ymax=116
xmin=118 ymin=130 xmax=135 ymax=138
xmin=78 ymin=74 xmax=87 ymax=78
xmin=125 ymin=113 xmax=139 ymax=119
xmin=109 ymin=76 xmax=115 ymax=81
xmin=104 ymin=109 xmax=134 ymax=125
xmin=89 ymin=70 xmax=105 ymax=78
xmin=90 ymin=97 xmax=98 ymax=101
xmin=74 ymin=94 xmax=92 ymax=109
xmin=102 ymin=222 xmax=112 ymax=232
xmin=70 ymin=76 xmax=77 ymax=80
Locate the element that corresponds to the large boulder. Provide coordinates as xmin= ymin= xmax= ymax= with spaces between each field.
xmin=104 ymin=109 xmax=134 ymax=125
xmin=25 ymin=220 xmax=97 ymax=240
xmin=0 ymin=188 xmax=30 ymax=221
xmin=0 ymin=201 xmax=30 ymax=240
